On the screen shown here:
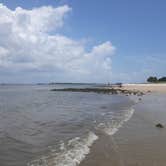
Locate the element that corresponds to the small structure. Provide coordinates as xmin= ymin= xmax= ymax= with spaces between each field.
xmin=116 ymin=83 xmax=122 ymax=88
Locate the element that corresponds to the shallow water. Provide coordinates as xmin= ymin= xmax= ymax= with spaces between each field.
xmin=0 ymin=84 xmax=135 ymax=166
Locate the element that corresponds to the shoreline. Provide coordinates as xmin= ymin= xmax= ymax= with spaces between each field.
xmin=80 ymin=92 xmax=166 ymax=166
xmin=51 ymin=83 xmax=166 ymax=95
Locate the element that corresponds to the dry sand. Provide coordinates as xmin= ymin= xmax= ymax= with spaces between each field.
xmin=121 ymin=83 xmax=166 ymax=93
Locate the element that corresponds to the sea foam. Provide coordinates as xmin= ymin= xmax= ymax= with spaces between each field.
xmin=97 ymin=108 xmax=134 ymax=136
xmin=27 ymin=132 xmax=98 ymax=166
xmin=28 ymin=108 xmax=134 ymax=166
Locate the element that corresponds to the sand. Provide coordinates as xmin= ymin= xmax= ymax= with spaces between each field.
xmin=80 ymin=93 xmax=166 ymax=166
xmin=121 ymin=83 xmax=166 ymax=93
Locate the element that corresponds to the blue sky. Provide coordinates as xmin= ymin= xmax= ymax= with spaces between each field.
xmin=0 ymin=0 xmax=166 ymax=83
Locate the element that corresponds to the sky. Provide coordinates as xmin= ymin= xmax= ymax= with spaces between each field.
xmin=0 ymin=0 xmax=166 ymax=83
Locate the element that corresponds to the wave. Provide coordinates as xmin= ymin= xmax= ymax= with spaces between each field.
xmin=97 ymin=108 xmax=134 ymax=135
xmin=27 ymin=132 xmax=98 ymax=166
xmin=27 ymin=108 xmax=135 ymax=166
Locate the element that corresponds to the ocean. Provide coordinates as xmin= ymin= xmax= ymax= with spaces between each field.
xmin=0 ymin=84 xmax=135 ymax=166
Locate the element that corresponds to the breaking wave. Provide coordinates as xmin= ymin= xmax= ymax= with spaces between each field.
xmin=27 ymin=132 xmax=98 ymax=166
xmin=28 ymin=108 xmax=134 ymax=166
xmin=97 ymin=108 xmax=135 ymax=135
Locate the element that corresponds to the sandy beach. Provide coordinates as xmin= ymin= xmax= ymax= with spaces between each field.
xmin=121 ymin=83 xmax=166 ymax=93
xmin=0 ymin=0 xmax=165 ymax=165
xmin=80 ymin=91 xmax=166 ymax=166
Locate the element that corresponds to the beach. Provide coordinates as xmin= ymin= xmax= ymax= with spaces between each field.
xmin=0 ymin=0 xmax=165 ymax=165
xmin=121 ymin=83 xmax=166 ymax=93
xmin=80 ymin=86 xmax=166 ymax=166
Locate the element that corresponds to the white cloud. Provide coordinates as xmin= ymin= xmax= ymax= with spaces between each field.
xmin=0 ymin=4 xmax=115 ymax=83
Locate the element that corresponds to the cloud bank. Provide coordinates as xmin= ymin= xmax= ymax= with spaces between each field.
xmin=0 ymin=4 xmax=115 ymax=83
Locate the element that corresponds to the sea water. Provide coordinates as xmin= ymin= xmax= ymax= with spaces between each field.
xmin=0 ymin=84 xmax=135 ymax=166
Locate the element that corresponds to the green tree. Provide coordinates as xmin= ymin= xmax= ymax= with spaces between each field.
xmin=158 ymin=77 xmax=166 ymax=82
xmin=147 ymin=76 xmax=158 ymax=83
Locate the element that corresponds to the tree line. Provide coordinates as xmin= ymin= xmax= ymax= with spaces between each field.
xmin=147 ymin=76 xmax=166 ymax=83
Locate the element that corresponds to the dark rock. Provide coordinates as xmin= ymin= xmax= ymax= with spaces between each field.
xmin=156 ymin=123 xmax=164 ymax=128
xmin=101 ymin=106 xmax=107 ymax=109
xmin=51 ymin=88 xmax=143 ymax=96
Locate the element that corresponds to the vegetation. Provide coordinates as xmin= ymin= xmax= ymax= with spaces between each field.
xmin=158 ymin=77 xmax=166 ymax=82
xmin=147 ymin=76 xmax=166 ymax=83
xmin=147 ymin=76 xmax=158 ymax=83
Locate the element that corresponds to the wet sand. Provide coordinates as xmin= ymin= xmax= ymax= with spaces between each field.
xmin=80 ymin=93 xmax=166 ymax=166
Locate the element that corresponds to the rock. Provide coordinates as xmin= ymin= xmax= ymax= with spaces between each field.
xmin=51 ymin=88 xmax=143 ymax=96
xmin=156 ymin=123 xmax=164 ymax=128
xmin=101 ymin=106 xmax=107 ymax=109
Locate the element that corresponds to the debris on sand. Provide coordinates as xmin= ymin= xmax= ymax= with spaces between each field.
xmin=156 ymin=123 xmax=164 ymax=128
